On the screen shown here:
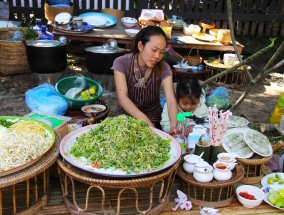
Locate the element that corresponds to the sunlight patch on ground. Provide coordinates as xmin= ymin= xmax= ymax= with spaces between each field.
xmin=264 ymin=83 xmax=284 ymax=95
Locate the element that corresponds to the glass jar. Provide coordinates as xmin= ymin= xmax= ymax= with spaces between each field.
xmin=39 ymin=25 xmax=54 ymax=40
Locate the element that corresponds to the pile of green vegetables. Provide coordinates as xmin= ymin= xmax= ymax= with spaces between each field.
xmin=69 ymin=115 xmax=171 ymax=174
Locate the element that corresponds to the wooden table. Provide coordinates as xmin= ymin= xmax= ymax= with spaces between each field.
xmin=53 ymin=21 xmax=244 ymax=54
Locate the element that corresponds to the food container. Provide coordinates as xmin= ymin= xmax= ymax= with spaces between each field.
xmin=236 ymin=185 xmax=264 ymax=208
xmin=85 ymin=45 xmax=125 ymax=74
xmin=217 ymin=29 xmax=231 ymax=45
xmin=55 ymin=76 xmax=103 ymax=110
xmin=25 ymin=40 xmax=67 ymax=73
xmin=125 ymin=29 xmax=139 ymax=38
xmin=121 ymin=17 xmax=137 ymax=28
xmin=183 ymin=24 xmax=201 ymax=35
xmin=81 ymin=104 xmax=107 ymax=117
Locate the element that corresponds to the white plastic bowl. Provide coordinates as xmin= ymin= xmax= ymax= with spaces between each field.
xmin=121 ymin=17 xmax=137 ymax=28
xmin=125 ymin=29 xmax=139 ymax=38
xmin=236 ymin=185 xmax=264 ymax=208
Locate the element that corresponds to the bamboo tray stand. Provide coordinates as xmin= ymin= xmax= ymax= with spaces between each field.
xmin=57 ymin=158 xmax=181 ymax=215
xmin=0 ymin=134 xmax=60 ymax=215
xmin=177 ymin=164 xmax=244 ymax=207
xmin=237 ymin=141 xmax=284 ymax=184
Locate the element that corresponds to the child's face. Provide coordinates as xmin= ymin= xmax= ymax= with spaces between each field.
xmin=178 ymin=97 xmax=199 ymax=112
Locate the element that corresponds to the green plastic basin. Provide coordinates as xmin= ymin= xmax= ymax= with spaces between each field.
xmin=55 ymin=76 xmax=103 ymax=110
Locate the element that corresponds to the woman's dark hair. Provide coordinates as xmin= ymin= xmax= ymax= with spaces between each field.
xmin=131 ymin=26 xmax=167 ymax=77
xmin=131 ymin=26 xmax=167 ymax=54
xmin=176 ymin=77 xmax=202 ymax=104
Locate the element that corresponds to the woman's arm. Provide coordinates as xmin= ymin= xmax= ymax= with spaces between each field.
xmin=114 ymin=70 xmax=154 ymax=127
xmin=162 ymin=75 xmax=178 ymax=133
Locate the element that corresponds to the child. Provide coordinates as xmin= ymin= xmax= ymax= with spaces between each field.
xmin=160 ymin=77 xmax=208 ymax=133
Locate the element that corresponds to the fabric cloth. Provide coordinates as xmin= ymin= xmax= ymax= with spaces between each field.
xmin=111 ymin=53 xmax=172 ymax=124
xmin=160 ymin=94 xmax=208 ymax=133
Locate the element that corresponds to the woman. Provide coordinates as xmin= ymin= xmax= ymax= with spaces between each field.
xmin=112 ymin=26 xmax=178 ymax=132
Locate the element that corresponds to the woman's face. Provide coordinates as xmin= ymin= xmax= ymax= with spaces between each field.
xmin=178 ymin=97 xmax=199 ymax=112
xmin=137 ymin=34 xmax=166 ymax=68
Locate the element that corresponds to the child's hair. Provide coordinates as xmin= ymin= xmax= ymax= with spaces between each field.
xmin=176 ymin=77 xmax=202 ymax=104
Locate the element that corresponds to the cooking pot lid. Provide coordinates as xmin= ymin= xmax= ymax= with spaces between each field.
xmin=26 ymin=40 xmax=62 ymax=47
xmin=85 ymin=45 xmax=124 ymax=54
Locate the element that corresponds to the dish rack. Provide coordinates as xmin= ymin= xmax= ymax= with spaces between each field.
xmin=176 ymin=163 xmax=244 ymax=207
xmin=236 ymin=141 xmax=284 ymax=184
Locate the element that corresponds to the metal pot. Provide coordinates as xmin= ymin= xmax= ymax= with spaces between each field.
xmin=25 ymin=40 xmax=67 ymax=73
xmin=85 ymin=45 xmax=125 ymax=74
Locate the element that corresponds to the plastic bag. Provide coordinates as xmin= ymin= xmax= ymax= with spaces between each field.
xmin=25 ymin=83 xmax=68 ymax=116
xmin=206 ymin=86 xmax=230 ymax=110
xmin=270 ymin=93 xmax=284 ymax=124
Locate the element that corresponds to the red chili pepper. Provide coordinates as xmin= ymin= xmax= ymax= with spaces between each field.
xmin=239 ymin=191 xmax=256 ymax=200
xmin=91 ymin=162 xmax=99 ymax=168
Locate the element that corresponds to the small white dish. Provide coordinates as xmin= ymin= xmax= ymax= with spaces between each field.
xmin=55 ymin=12 xmax=72 ymax=24
xmin=217 ymin=152 xmax=236 ymax=163
xmin=125 ymin=29 xmax=139 ymax=38
xmin=236 ymin=185 xmax=264 ymax=208
xmin=121 ymin=17 xmax=137 ymax=28
xmin=81 ymin=104 xmax=106 ymax=117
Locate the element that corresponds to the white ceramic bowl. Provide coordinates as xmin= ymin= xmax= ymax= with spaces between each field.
xmin=217 ymin=152 xmax=236 ymax=163
xmin=236 ymin=185 xmax=264 ymax=208
xmin=125 ymin=29 xmax=139 ymax=38
xmin=121 ymin=17 xmax=137 ymax=28
xmin=81 ymin=104 xmax=106 ymax=117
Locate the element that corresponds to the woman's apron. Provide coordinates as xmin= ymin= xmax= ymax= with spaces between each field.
xmin=115 ymin=56 xmax=162 ymax=124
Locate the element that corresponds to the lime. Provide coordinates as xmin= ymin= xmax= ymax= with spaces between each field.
xmin=89 ymin=87 xmax=96 ymax=95
xmin=268 ymin=177 xmax=275 ymax=184
xmin=279 ymin=189 xmax=284 ymax=198
xmin=268 ymin=193 xmax=278 ymax=205
xmin=80 ymin=91 xmax=89 ymax=100
xmin=276 ymin=174 xmax=283 ymax=180
xmin=275 ymin=199 xmax=284 ymax=208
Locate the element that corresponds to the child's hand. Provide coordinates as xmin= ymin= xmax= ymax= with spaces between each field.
xmin=184 ymin=126 xmax=193 ymax=136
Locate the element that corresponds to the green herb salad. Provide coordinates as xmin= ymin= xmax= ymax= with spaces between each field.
xmin=68 ymin=115 xmax=172 ymax=174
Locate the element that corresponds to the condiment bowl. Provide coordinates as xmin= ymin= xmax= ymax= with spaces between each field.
xmin=121 ymin=17 xmax=137 ymax=28
xmin=81 ymin=104 xmax=106 ymax=117
xmin=125 ymin=29 xmax=139 ymax=38
xmin=217 ymin=152 xmax=236 ymax=163
xmin=236 ymin=185 xmax=264 ymax=208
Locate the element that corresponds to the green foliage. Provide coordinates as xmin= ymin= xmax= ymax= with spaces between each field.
xmin=23 ymin=27 xmax=38 ymax=40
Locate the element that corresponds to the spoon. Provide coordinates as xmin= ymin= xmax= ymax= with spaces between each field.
xmin=199 ymin=151 xmax=204 ymax=158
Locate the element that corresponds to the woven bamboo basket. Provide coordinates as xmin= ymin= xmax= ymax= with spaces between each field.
xmin=57 ymin=158 xmax=180 ymax=214
xmin=101 ymin=8 xmax=125 ymax=20
xmin=177 ymin=163 xmax=244 ymax=207
xmin=44 ymin=3 xmax=74 ymax=23
xmin=0 ymin=27 xmax=30 ymax=75
xmin=236 ymin=141 xmax=284 ymax=184
xmin=0 ymin=134 xmax=59 ymax=215
xmin=204 ymin=60 xmax=248 ymax=89
xmin=184 ymin=49 xmax=203 ymax=66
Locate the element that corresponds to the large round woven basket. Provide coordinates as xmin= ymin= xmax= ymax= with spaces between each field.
xmin=177 ymin=161 xmax=244 ymax=207
xmin=101 ymin=8 xmax=125 ymax=20
xmin=44 ymin=3 xmax=74 ymax=23
xmin=236 ymin=141 xmax=284 ymax=184
xmin=0 ymin=27 xmax=30 ymax=75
